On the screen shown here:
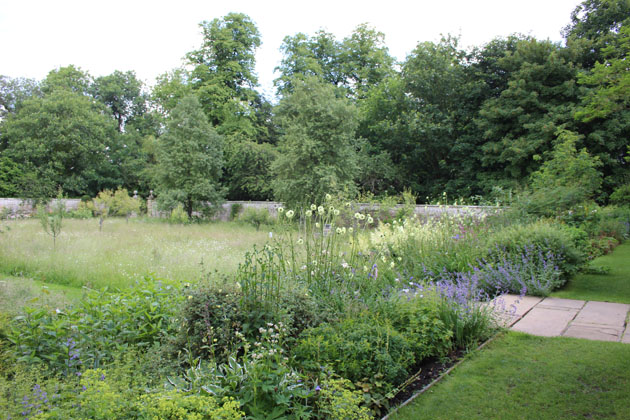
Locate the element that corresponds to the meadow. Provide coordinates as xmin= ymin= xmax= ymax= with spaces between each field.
xmin=0 ymin=218 xmax=269 ymax=289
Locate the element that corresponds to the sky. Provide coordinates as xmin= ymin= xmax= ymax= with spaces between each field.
xmin=0 ymin=0 xmax=583 ymax=99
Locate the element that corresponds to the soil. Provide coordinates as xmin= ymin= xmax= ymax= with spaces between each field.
xmin=387 ymin=349 xmax=467 ymax=408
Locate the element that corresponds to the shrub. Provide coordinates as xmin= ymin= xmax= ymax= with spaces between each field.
xmin=386 ymin=298 xmax=453 ymax=359
xmin=6 ymin=277 xmax=183 ymax=374
xmin=484 ymin=221 xmax=585 ymax=279
xmin=175 ymin=286 xmax=333 ymax=365
xmin=170 ymin=204 xmax=189 ymax=224
xmin=239 ymin=207 xmax=272 ymax=230
xmin=610 ymin=183 xmax=630 ymax=207
xmin=229 ymin=203 xmax=243 ymax=220
xmin=476 ymin=245 xmax=565 ymax=296
xmin=293 ymin=318 xmax=415 ymax=396
xmin=137 ymin=392 xmax=244 ymax=420
xmin=316 ymin=377 xmax=372 ymax=420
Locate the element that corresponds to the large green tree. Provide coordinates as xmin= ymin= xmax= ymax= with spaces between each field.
xmin=91 ymin=70 xmax=146 ymax=132
xmin=155 ymin=95 xmax=225 ymax=217
xmin=272 ymin=77 xmax=360 ymax=205
xmin=1 ymin=89 xmax=119 ymax=197
xmin=186 ymin=12 xmax=261 ymax=128
xmin=476 ymin=38 xmax=580 ymax=185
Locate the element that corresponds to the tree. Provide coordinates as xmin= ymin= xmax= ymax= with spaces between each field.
xmin=0 ymin=76 xmax=40 ymax=119
xmin=476 ymin=38 xmax=580 ymax=184
xmin=275 ymin=24 xmax=394 ymax=99
xmin=41 ymin=65 xmax=92 ymax=96
xmin=1 ymin=89 xmax=119 ymax=197
xmin=186 ymin=13 xmax=261 ymax=127
xmin=91 ymin=70 xmax=146 ymax=132
xmin=272 ymin=77 xmax=360 ymax=205
xmin=358 ymin=36 xmax=475 ymax=198
xmin=563 ymin=0 xmax=630 ymax=68
xmin=526 ymin=129 xmax=603 ymax=216
xmin=155 ymin=95 xmax=225 ymax=217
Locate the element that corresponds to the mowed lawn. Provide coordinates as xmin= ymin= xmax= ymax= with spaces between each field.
xmin=390 ymin=332 xmax=630 ymax=420
xmin=0 ymin=218 xmax=270 ymax=290
xmin=553 ymin=242 xmax=630 ymax=304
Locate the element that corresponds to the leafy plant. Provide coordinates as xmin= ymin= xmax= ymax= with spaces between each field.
xmin=239 ymin=207 xmax=271 ymax=231
xmin=37 ymin=191 xmax=65 ymax=248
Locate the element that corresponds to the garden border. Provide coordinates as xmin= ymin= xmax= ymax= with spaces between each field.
xmin=381 ymin=300 xmax=535 ymax=420
xmin=381 ymin=330 xmax=506 ymax=420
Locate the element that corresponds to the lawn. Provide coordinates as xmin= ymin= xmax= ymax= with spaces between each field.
xmin=0 ymin=218 xmax=270 ymax=289
xmin=390 ymin=332 xmax=630 ymax=420
xmin=552 ymin=242 xmax=630 ymax=304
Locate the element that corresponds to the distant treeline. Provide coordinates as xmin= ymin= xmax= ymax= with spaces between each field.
xmin=0 ymin=0 xmax=628 ymax=212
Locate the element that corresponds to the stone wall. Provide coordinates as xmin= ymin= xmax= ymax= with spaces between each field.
xmin=0 ymin=198 xmax=82 ymax=218
xmin=1 ymin=197 xmax=501 ymax=220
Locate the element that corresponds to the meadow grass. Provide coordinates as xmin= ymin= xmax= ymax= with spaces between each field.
xmin=0 ymin=218 xmax=270 ymax=289
xmin=390 ymin=332 xmax=630 ymax=420
xmin=552 ymin=242 xmax=630 ymax=303
xmin=0 ymin=275 xmax=84 ymax=315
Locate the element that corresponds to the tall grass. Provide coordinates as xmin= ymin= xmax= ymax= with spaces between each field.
xmin=0 ymin=218 xmax=269 ymax=289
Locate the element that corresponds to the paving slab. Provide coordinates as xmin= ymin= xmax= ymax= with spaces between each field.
xmin=512 ymin=306 xmax=579 ymax=337
xmin=486 ymin=295 xmax=543 ymax=327
xmin=571 ymin=301 xmax=630 ymax=328
xmin=564 ymin=323 xmax=624 ymax=341
xmin=537 ymin=297 xmax=586 ymax=311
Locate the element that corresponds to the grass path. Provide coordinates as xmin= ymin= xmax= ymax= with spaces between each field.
xmin=390 ymin=332 xmax=630 ymax=420
xmin=553 ymin=242 xmax=630 ymax=304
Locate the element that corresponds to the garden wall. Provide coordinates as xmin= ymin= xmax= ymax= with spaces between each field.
xmin=0 ymin=197 xmax=501 ymax=220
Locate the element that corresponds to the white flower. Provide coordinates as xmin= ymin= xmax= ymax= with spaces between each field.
xmin=359 ymin=214 xmax=366 ymax=220
xmin=333 ymin=209 xmax=340 ymax=216
xmin=318 ymin=206 xmax=325 ymax=214
xmin=325 ymin=193 xmax=332 ymax=201
xmin=390 ymin=261 xmax=395 ymax=268
xmin=348 ymin=227 xmax=354 ymax=233
xmin=367 ymin=216 xmax=374 ymax=224
xmin=354 ymin=212 xmax=361 ymax=219
xmin=297 ymin=238 xmax=304 ymax=244
xmin=310 ymin=204 xmax=317 ymax=211
xmin=315 ymin=222 xmax=320 ymax=228
xmin=278 ymin=207 xmax=284 ymax=213
xmin=336 ymin=227 xmax=342 ymax=234
xmin=341 ymin=260 xmax=349 ymax=268
xmin=286 ymin=210 xmax=295 ymax=219
xmin=305 ymin=210 xmax=312 ymax=217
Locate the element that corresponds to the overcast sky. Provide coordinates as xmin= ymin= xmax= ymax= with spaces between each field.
xmin=0 ymin=0 xmax=583 ymax=99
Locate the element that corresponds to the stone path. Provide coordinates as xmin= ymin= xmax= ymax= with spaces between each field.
xmin=495 ymin=295 xmax=630 ymax=343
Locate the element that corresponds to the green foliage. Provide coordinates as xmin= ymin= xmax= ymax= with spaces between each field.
xmin=610 ymin=183 xmax=630 ymax=206
xmin=186 ymin=12 xmax=261 ymax=129
xmin=229 ymin=203 xmax=243 ymax=220
xmin=525 ymin=129 xmax=603 ymax=217
xmin=293 ymin=318 xmax=415 ymax=396
xmin=239 ymin=207 xmax=271 ymax=230
xmin=6 ymin=276 xmax=183 ymax=374
xmin=387 ymin=298 xmax=453 ymax=359
xmin=316 ymin=377 xmax=373 ymax=420
xmin=484 ymin=221 xmax=586 ymax=278
xmin=91 ymin=70 xmax=146 ymax=132
xmin=155 ymin=94 xmax=225 ymax=218
xmin=0 ymin=155 xmax=24 ymax=197
xmin=37 ymin=192 xmax=65 ymax=248
xmin=169 ymin=204 xmax=189 ymax=224
xmin=137 ymin=392 xmax=244 ymax=420
xmin=477 ymin=38 xmax=580 ymax=183
xmin=272 ymin=77 xmax=360 ymax=206
xmin=1 ymin=87 xmax=119 ymax=197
